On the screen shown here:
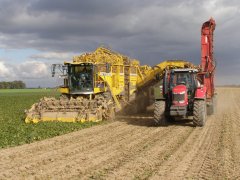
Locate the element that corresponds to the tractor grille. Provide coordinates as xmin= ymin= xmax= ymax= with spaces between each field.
xmin=173 ymin=93 xmax=185 ymax=102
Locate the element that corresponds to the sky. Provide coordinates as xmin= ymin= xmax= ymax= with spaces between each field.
xmin=0 ymin=0 xmax=239 ymax=87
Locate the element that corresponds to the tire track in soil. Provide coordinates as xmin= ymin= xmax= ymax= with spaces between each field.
xmin=214 ymin=113 xmax=235 ymax=179
xmin=191 ymin=88 xmax=238 ymax=179
xmin=225 ymin=88 xmax=240 ymax=179
xmin=84 ymin=126 xmax=194 ymax=180
xmin=191 ymin=88 xmax=240 ymax=179
xmin=0 ymin=122 xmax=150 ymax=178
xmin=231 ymin=111 xmax=240 ymax=180
xmin=28 ymin=122 xmax=181 ymax=179
xmin=0 ymin=116 xmax=172 ymax=179
xmin=0 ymin=123 xmax=128 ymax=168
xmin=150 ymin=115 xmax=216 ymax=179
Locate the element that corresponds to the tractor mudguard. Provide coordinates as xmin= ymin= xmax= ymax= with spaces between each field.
xmin=194 ymin=86 xmax=207 ymax=99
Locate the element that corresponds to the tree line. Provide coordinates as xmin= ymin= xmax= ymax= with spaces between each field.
xmin=0 ymin=81 xmax=26 ymax=89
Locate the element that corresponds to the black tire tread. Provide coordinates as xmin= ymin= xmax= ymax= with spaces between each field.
xmin=154 ymin=101 xmax=166 ymax=126
xmin=193 ymin=100 xmax=206 ymax=127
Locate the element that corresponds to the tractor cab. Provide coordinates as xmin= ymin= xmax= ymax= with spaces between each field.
xmin=169 ymin=69 xmax=198 ymax=91
xmin=164 ymin=68 xmax=199 ymax=116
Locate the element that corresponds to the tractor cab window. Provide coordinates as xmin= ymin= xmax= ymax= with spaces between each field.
xmin=170 ymin=72 xmax=193 ymax=89
xmin=69 ymin=64 xmax=93 ymax=93
xmin=177 ymin=75 xmax=187 ymax=85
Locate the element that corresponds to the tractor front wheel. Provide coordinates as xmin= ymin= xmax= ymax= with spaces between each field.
xmin=193 ymin=100 xmax=207 ymax=127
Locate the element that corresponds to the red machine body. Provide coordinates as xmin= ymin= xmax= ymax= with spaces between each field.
xmin=172 ymin=85 xmax=188 ymax=106
xmin=200 ymin=18 xmax=216 ymax=100
xmin=194 ymin=85 xmax=207 ymax=99
xmin=154 ymin=18 xmax=216 ymax=127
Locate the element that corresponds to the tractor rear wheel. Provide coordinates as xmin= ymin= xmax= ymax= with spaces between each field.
xmin=154 ymin=100 xmax=166 ymax=126
xmin=193 ymin=100 xmax=207 ymax=127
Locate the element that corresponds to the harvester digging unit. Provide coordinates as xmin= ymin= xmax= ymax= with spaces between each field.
xmin=25 ymin=47 xmax=193 ymax=123
xmin=154 ymin=18 xmax=216 ymax=126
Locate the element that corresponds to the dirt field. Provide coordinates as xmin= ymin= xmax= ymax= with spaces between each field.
xmin=0 ymin=87 xmax=239 ymax=179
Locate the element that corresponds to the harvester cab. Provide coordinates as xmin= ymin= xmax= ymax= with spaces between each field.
xmin=67 ymin=63 xmax=94 ymax=94
xmin=52 ymin=63 xmax=96 ymax=95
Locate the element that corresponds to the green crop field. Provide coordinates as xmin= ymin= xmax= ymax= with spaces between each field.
xmin=0 ymin=89 xmax=100 ymax=149
xmin=0 ymin=88 xmax=53 ymax=93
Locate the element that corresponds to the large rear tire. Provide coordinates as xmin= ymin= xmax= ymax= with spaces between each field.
xmin=154 ymin=100 xmax=166 ymax=126
xmin=193 ymin=100 xmax=207 ymax=127
xmin=207 ymin=96 xmax=216 ymax=115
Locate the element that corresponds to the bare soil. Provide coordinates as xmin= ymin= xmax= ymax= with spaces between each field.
xmin=0 ymin=87 xmax=240 ymax=179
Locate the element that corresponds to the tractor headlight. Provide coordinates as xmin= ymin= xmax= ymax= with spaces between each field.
xmin=178 ymin=100 xmax=185 ymax=104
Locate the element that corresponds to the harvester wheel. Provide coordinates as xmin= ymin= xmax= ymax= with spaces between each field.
xmin=154 ymin=100 xmax=166 ymax=126
xmin=106 ymin=107 xmax=115 ymax=121
xmin=207 ymin=96 xmax=216 ymax=115
xmin=193 ymin=100 xmax=207 ymax=127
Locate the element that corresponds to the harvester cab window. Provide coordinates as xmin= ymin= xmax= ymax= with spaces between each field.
xmin=69 ymin=64 xmax=93 ymax=93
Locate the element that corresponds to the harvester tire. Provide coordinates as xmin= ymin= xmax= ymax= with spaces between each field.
xmin=106 ymin=107 xmax=115 ymax=121
xmin=207 ymin=96 xmax=216 ymax=115
xmin=193 ymin=100 xmax=207 ymax=127
xmin=154 ymin=100 xmax=166 ymax=126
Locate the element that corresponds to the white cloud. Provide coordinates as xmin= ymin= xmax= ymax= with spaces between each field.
xmin=0 ymin=61 xmax=11 ymax=78
xmin=16 ymin=61 xmax=49 ymax=78
xmin=30 ymin=52 xmax=77 ymax=61
xmin=0 ymin=60 xmax=50 ymax=81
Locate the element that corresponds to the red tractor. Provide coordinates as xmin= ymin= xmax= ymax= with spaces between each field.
xmin=154 ymin=18 xmax=216 ymax=127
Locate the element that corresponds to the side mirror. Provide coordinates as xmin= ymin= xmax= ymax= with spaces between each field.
xmin=51 ymin=64 xmax=56 ymax=77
